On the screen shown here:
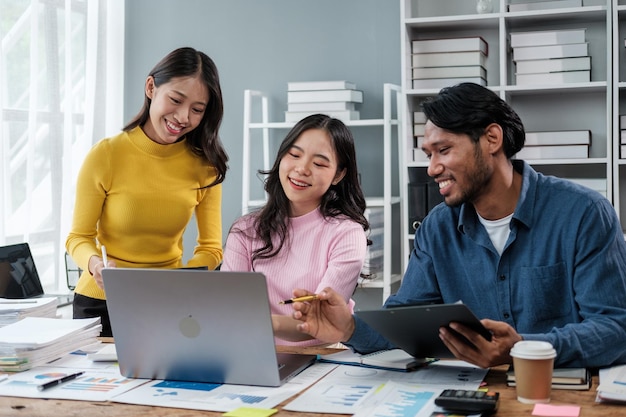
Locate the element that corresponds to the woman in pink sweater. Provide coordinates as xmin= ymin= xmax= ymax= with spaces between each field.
xmin=222 ymin=114 xmax=369 ymax=346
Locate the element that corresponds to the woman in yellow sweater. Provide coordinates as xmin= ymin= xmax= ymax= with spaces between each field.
xmin=66 ymin=47 xmax=229 ymax=336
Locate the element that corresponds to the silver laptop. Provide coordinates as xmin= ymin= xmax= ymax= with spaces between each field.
xmin=102 ymin=268 xmax=316 ymax=387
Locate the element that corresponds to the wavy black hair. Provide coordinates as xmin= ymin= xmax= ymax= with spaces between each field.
xmin=422 ymin=83 xmax=526 ymax=158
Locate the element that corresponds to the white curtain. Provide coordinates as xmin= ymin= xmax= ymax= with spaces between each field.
xmin=0 ymin=0 xmax=124 ymax=291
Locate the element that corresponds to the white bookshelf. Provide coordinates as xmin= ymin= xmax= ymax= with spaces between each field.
xmin=242 ymin=84 xmax=404 ymax=302
xmin=400 ymin=0 xmax=616 ymax=267
xmin=614 ymin=0 xmax=626 ymax=229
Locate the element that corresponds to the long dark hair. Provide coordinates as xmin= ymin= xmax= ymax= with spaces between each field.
xmin=422 ymin=82 xmax=525 ymax=158
xmin=124 ymin=47 xmax=228 ymax=187
xmin=236 ymin=114 xmax=369 ymax=264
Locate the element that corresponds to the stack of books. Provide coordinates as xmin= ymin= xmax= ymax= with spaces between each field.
xmin=411 ymin=36 xmax=488 ymax=89
xmin=360 ymin=208 xmax=384 ymax=280
xmin=0 ymin=297 xmax=57 ymax=327
xmin=507 ymin=366 xmax=591 ymax=390
xmin=514 ymin=130 xmax=590 ymax=160
xmin=508 ymin=0 xmax=582 ymax=12
xmin=411 ymin=111 xmax=428 ymax=163
xmin=511 ymin=28 xmax=591 ymax=86
xmin=619 ymin=114 xmax=626 ymax=159
xmin=285 ymin=80 xmax=361 ymax=123
xmin=0 ymin=316 xmax=101 ymax=371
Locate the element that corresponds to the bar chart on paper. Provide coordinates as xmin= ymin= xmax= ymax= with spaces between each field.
xmin=321 ymin=382 xmax=376 ymax=408
xmin=352 ymin=381 xmax=440 ymax=417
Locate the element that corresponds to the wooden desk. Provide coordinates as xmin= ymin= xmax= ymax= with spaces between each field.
xmin=0 ymin=346 xmax=623 ymax=417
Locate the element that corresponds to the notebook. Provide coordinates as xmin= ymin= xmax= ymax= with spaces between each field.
xmin=318 ymin=348 xmax=427 ymax=371
xmin=355 ymin=303 xmax=492 ymax=359
xmin=0 ymin=243 xmax=74 ymax=307
xmin=102 ymin=268 xmax=316 ymax=387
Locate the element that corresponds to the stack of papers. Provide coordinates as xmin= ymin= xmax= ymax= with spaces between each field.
xmin=0 ymin=297 xmax=58 ymax=327
xmin=597 ymin=364 xmax=626 ymax=403
xmin=0 ymin=317 xmax=101 ymax=371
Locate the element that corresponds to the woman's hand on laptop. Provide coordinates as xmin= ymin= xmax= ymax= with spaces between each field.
xmin=291 ymin=287 xmax=355 ymax=344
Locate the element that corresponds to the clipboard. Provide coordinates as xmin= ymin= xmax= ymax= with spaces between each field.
xmin=356 ymin=303 xmax=492 ymax=359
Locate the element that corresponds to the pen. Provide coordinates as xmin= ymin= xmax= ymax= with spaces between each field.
xmin=101 ymin=245 xmax=108 ymax=267
xmin=279 ymin=295 xmax=320 ymax=304
xmin=36 ymin=371 xmax=84 ymax=391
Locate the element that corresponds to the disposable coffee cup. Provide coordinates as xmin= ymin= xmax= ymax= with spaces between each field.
xmin=510 ymin=341 xmax=556 ymax=404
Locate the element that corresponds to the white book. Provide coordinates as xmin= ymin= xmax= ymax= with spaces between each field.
xmin=620 ymin=115 xmax=626 ymax=128
xmin=287 ymin=80 xmax=356 ymax=91
xmin=288 ymin=101 xmax=356 ymax=112
xmin=622 ymin=144 xmax=626 ymax=158
xmin=515 ymin=56 xmax=591 ymax=75
xmin=413 ymin=77 xmax=486 ymax=89
xmin=412 ymin=51 xmax=487 ymax=68
xmin=515 ymin=145 xmax=588 ymax=160
xmin=364 ymin=207 xmax=384 ymax=227
xmin=524 ymin=130 xmax=590 ymax=146
xmin=413 ymin=123 xmax=425 ymax=136
xmin=510 ymin=29 xmax=586 ymax=48
xmin=287 ymin=89 xmax=363 ymax=103
xmin=509 ymin=0 xmax=582 ymax=12
xmin=516 ymin=70 xmax=590 ymax=85
xmin=621 ymin=130 xmax=626 ymax=145
xmin=413 ymin=111 xmax=427 ymax=124
xmin=413 ymin=147 xmax=429 ymax=162
xmin=412 ymin=65 xmax=486 ymax=80
xmin=285 ymin=110 xmax=360 ymax=123
xmin=513 ymin=43 xmax=588 ymax=61
xmin=412 ymin=37 xmax=488 ymax=55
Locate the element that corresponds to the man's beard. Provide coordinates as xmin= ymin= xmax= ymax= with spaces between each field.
xmin=444 ymin=145 xmax=491 ymax=208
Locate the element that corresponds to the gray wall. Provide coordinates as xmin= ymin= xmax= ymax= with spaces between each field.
xmin=124 ymin=0 xmax=401 ymax=259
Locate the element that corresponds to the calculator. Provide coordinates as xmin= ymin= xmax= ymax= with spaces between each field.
xmin=434 ymin=389 xmax=499 ymax=413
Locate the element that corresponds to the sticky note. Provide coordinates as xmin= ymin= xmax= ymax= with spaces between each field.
xmin=223 ymin=407 xmax=278 ymax=417
xmin=532 ymin=403 xmax=580 ymax=417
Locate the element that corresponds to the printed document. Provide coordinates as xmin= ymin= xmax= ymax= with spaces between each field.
xmin=110 ymin=362 xmax=337 ymax=412
xmin=283 ymin=361 xmax=487 ymax=414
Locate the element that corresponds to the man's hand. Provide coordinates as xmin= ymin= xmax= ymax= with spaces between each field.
xmin=291 ymin=287 xmax=355 ymax=343
xmin=439 ymin=318 xmax=523 ymax=368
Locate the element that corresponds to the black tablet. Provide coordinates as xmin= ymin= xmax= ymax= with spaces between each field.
xmin=355 ymin=303 xmax=492 ymax=359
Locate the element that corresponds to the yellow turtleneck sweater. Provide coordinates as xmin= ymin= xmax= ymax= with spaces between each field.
xmin=66 ymin=126 xmax=223 ymax=300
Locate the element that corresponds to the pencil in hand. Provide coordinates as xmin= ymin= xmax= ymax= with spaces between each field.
xmin=279 ymin=295 xmax=320 ymax=305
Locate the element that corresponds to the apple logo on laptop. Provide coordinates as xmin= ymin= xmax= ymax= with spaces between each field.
xmin=179 ymin=315 xmax=201 ymax=338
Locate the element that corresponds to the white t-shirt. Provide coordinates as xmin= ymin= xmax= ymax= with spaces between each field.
xmin=477 ymin=212 xmax=514 ymax=255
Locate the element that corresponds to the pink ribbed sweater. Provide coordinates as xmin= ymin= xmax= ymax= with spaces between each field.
xmin=222 ymin=207 xmax=367 ymax=346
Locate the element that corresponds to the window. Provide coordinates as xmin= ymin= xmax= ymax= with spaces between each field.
xmin=0 ymin=0 xmax=123 ymax=291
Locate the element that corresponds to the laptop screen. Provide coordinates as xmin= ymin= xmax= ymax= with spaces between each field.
xmin=0 ymin=243 xmax=44 ymax=299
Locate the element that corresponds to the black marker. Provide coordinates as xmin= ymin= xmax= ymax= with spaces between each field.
xmin=37 ymin=371 xmax=84 ymax=391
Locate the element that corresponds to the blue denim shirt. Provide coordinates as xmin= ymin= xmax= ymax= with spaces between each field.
xmin=348 ymin=161 xmax=626 ymax=367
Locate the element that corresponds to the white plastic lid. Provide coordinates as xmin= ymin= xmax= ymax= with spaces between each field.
xmin=510 ymin=341 xmax=556 ymax=360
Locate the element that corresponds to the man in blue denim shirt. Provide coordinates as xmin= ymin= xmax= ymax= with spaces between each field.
xmin=290 ymin=83 xmax=626 ymax=368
